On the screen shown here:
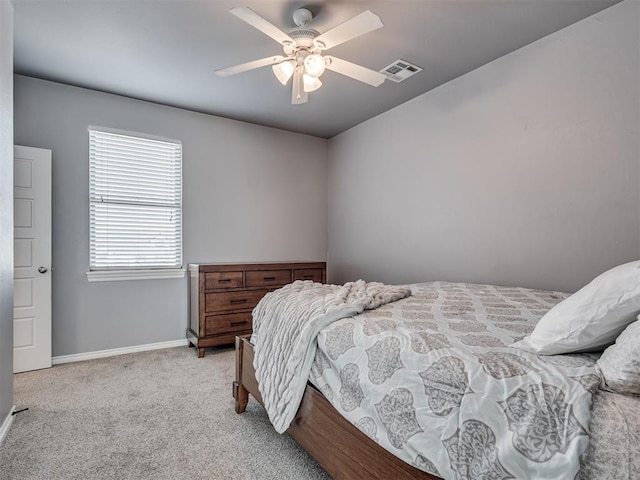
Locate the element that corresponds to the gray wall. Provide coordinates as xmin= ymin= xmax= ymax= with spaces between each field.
xmin=328 ymin=1 xmax=639 ymax=293
xmin=14 ymin=76 xmax=328 ymax=357
xmin=0 ymin=0 xmax=14 ymax=422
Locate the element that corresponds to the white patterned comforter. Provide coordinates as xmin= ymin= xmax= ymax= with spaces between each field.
xmin=308 ymin=282 xmax=603 ymax=480
xmin=251 ymin=280 xmax=411 ymax=434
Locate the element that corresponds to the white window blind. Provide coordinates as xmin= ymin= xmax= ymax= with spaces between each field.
xmin=89 ymin=128 xmax=182 ymax=270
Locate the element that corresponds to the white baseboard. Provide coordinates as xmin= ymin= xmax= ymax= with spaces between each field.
xmin=52 ymin=339 xmax=189 ymax=365
xmin=0 ymin=406 xmax=15 ymax=446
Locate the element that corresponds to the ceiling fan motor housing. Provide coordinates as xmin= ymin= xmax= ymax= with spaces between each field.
xmin=289 ymin=27 xmax=320 ymax=48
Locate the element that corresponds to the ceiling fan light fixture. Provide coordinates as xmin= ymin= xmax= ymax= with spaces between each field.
xmin=218 ymin=6 xmax=387 ymax=105
xmin=272 ymin=60 xmax=295 ymax=85
xmin=303 ymin=54 xmax=326 ymax=78
xmin=303 ymin=74 xmax=322 ymax=93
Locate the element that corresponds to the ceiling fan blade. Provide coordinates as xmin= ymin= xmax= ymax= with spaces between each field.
xmin=229 ymin=7 xmax=294 ymax=46
xmin=215 ymin=55 xmax=286 ymax=77
xmin=291 ymin=69 xmax=308 ymax=105
xmin=324 ymin=56 xmax=386 ymax=87
xmin=314 ymin=10 xmax=383 ymax=50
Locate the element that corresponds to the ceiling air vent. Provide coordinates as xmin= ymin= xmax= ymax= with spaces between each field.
xmin=380 ymin=59 xmax=423 ymax=83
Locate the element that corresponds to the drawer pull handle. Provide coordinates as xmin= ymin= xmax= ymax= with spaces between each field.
xmin=303 ymin=275 xmax=314 ymax=279
xmin=231 ymin=321 xmax=248 ymax=327
xmin=230 ymin=299 xmax=248 ymax=304
xmin=219 ymin=279 xmax=232 ymax=283
xmin=264 ymin=276 xmax=276 ymax=281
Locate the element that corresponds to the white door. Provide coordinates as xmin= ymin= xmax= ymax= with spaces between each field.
xmin=13 ymin=145 xmax=52 ymax=373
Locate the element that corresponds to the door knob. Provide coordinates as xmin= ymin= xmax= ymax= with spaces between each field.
xmin=38 ymin=266 xmax=48 ymax=274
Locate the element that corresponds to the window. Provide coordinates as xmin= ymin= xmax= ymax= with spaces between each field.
xmin=88 ymin=127 xmax=183 ymax=279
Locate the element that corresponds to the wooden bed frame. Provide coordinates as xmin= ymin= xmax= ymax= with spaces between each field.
xmin=233 ymin=336 xmax=439 ymax=480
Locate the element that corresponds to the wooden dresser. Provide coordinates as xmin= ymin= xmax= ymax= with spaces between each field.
xmin=187 ymin=262 xmax=326 ymax=357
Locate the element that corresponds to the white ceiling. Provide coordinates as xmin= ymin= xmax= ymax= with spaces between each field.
xmin=13 ymin=0 xmax=621 ymax=138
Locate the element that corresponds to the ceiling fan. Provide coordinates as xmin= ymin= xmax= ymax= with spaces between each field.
xmin=215 ymin=6 xmax=388 ymax=104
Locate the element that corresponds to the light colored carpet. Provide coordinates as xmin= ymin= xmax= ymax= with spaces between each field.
xmin=0 ymin=346 xmax=331 ymax=480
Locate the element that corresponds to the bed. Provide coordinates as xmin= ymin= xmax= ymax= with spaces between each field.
xmin=233 ymin=278 xmax=640 ymax=480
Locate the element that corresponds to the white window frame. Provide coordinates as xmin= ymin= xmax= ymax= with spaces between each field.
xmin=86 ymin=127 xmax=184 ymax=282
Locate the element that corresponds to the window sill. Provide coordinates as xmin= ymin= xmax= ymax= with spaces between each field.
xmin=86 ymin=268 xmax=186 ymax=282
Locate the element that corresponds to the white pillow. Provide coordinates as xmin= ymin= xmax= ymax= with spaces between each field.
xmin=511 ymin=260 xmax=640 ymax=355
xmin=596 ymin=319 xmax=640 ymax=394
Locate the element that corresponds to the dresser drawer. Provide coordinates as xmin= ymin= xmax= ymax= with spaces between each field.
xmin=205 ymin=312 xmax=252 ymax=336
xmin=293 ymin=268 xmax=324 ymax=283
xmin=245 ymin=269 xmax=291 ymax=288
xmin=205 ymin=271 xmax=243 ymax=290
xmin=205 ymin=290 xmax=268 ymax=313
